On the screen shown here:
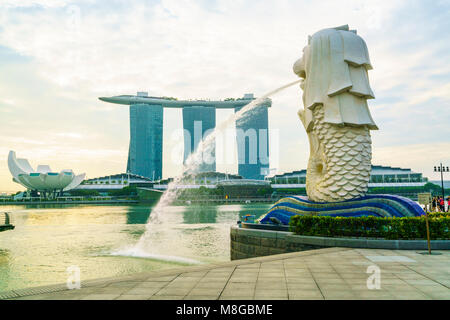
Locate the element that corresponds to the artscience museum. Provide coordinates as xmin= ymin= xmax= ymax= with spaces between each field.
xmin=8 ymin=151 xmax=85 ymax=196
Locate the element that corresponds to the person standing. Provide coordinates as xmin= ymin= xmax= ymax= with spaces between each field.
xmin=447 ymin=196 xmax=450 ymax=212
xmin=439 ymin=197 xmax=445 ymax=212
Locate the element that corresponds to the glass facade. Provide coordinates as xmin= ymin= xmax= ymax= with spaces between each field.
xmin=127 ymin=104 xmax=163 ymax=180
xmin=101 ymin=93 xmax=273 ymax=180
xmin=235 ymin=104 xmax=269 ymax=180
xmin=182 ymin=106 xmax=216 ymax=173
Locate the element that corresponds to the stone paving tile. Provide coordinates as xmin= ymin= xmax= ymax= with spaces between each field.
xmin=188 ymin=288 xmax=223 ymax=296
xmin=284 ymin=269 xmax=309 ymax=274
xmin=106 ymin=281 xmax=140 ymax=288
xmin=315 ymin=278 xmax=347 ymax=285
xmin=195 ymin=282 xmax=228 ymax=289
xmin=43 ymin=291 xmax=86 ymax=300
xmin=394 ymin=273 xmax=429 ymax=280
xmin=219 ymin=295 xmax=254 ymax=300
xmin=220 ymin=288 xmax=255 ymax=297
xmin=4 ymin=248 xmax=450 ymax=301
xmin=165 ymin=280 xmax=198 ymax=288
xmin=198 ymin=276 xmax=229 ymax=283
xmin=205 ymin=272 xmax=233 ymax=278
xmin=390 ymin=291 xmax=432 ymax=300
xmin=232 ymin=269 xmax=257 ymax=275
xmin=135 ymin=281 xmax=169 ymax=289
xmin=149 ymin=295 xmax=184 ymax=300
xmin=321 ymin=290 xmax=357 ymax=300
xmin=287 ymin=283 xmax=319 ymax=290
xmin=180 ymin=271 xmax=208 ymax=277
xmin=338 ymin=273 xmax=369 ymax=279
xmin=377 ymin=278 xmax=408 ymax=285
xmin=14 ymin=293 xmax=66 ymax=300
xmin=402 ymin=279 xmax=439 ymax=286
xmin=81 ymin=293 xmax=122 ymax=300
xmin=255 ymin=282 xmax=287 ymax=290
xmin=348 ymin=284 xmax=372 ymax=291
xmin=288 ymin=290 xmax=323 ymax=300
xmin=424 ymin=291 xmax=450 ymax=300
xmin=96 ymin=287 xmax=133 ymax=294
xmin=285 ymin=277 xmax=317 ymax=284
xmin=184 ymin=295 xmax=220 ymax=300
xmin=236 ymin=263 xmax=260 ymax=269
xmin=211 ymin=267 xmax=235 ymax=272
xmin=412 ymin=285 xmax=449 ymax=294
xmin=352 ymin=290 xmax=396 ymax=300
xmin=254 ymin=289 xmax=288 ymax=299
xmin=260 ymin=261 xmax=284 ymax=266
xmin=225 ymin=282 xmax=254 ymax=290
xmin=124 ymin=287 xmax=160 ymax=295
xmin=145 ymin=275 xmax=179 ymax=282
xmin=257 ymin=271 xmax=284 ymax=278
xmin=115 ymin=294 xmax=151 ymax=300
xmin=317 ymin=284 xmax=352 ymax=291
xmin=155 ymin=288 xmax=192 ymax=296
xmin=381 ymin=284 xmax=421 ymax=292
xmin=228 ymin=276 xmax=257 ymax=283
xmin=256 ymin=276 xmax=285 ymax=282
xmin=311 ymin=272 xmax=340 ymax=279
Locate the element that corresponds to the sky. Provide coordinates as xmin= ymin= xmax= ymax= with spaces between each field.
xmin=0 ymin=0 xmax=449 ymax=193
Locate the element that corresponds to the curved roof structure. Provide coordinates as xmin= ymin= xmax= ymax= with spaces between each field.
xmin=98 ymin=93 xmax=271 ymax=109
xmin=8 ymin=151 xmax=85 ymax=192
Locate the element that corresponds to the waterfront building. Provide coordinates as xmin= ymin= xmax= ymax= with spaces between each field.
xmin=76 ymin=173 xmax=154 ymax=192
xmin=267 ymin=165 xmax=428 ymax=187
xmin=99 ymin=92 xmax=271 ymax=179
xmin=7 ymin=150 xmax=85 ymax=196
xmin=74 ymin=171 xmax=244 ymax=192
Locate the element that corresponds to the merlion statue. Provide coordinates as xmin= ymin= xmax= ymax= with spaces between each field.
xmin=293 ymin=25 xmax=378 ymax=202
xmin=258 ymin=25 xmax=425 ymax=225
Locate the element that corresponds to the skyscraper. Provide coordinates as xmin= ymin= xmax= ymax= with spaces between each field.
xmin=99 ymin=92 xmax=271 ymax=180
xmin=127 ymin=103 xmax=163 ymax=180
xmin=182 ymin=106 xmax=216 ymax=173
xmin=235 ymin=101 xmax=270 ymax=180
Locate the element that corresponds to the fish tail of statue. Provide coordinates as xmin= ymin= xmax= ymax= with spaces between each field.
xmin=305 ymin=106 xmax=372 ymax=202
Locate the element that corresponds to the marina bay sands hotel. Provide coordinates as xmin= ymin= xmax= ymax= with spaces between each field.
xmin=99 ymin=92 xmax=271 ymax=180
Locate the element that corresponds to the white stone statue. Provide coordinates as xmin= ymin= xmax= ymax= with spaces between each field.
xmin=293 ymin=25 xmax=378 ymax=202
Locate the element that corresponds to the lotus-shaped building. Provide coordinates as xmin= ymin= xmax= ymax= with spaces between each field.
xmin=8 ymin=151 xmax=85 ymax=194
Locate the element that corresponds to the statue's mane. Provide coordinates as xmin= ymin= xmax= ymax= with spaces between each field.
xmin=302 ymin=25 xmax=378 ymax=131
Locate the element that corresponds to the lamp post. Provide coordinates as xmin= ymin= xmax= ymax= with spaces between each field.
xmin=434 ymin=163 xmax=449 ymax=208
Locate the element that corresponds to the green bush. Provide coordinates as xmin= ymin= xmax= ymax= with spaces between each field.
xmin=289 ymin=215 xmax=450 ymax=240
xmin=427 ymin=212 xmax=450 ymax=218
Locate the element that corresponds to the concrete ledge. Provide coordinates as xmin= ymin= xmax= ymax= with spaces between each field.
xmin=230 ymin=226 xmax=450 ymax=260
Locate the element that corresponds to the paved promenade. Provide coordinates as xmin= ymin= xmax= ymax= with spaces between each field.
xmin=1 ymin=247 xmax=449 ymax=300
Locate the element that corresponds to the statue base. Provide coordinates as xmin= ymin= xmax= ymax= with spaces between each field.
xmin=259 ymin=194 xmax=425 ymax=226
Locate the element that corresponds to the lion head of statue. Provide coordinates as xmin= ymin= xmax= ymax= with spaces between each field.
xmin=293 ymin=25 xmax=378 ymax=132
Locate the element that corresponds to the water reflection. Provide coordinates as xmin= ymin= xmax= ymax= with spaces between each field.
xmin=0 ymin=203 xmax=271 ymax=292
xmin=125 ymin=205 xmax=152 ymax=225
xmin=181 ymin=205 xmax=218 ymax=224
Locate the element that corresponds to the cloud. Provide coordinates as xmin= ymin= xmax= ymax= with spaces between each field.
xmin=0 ymin=0 xmax=449 ymax=192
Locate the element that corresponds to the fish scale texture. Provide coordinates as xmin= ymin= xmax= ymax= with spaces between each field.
xmin=307 ymin=106 xmax=372 ymax=202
